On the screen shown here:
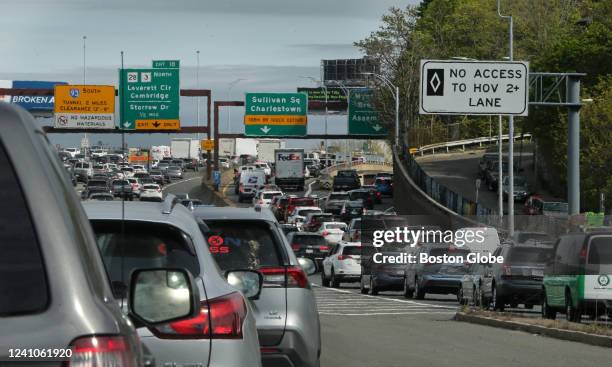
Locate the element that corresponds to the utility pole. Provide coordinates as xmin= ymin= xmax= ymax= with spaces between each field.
xmin=498 ymin=0 xmax=515 ymax=235
xmin=196 ymin=50 xmax=201 ymax=141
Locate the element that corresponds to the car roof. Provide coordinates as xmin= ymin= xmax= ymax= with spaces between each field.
xmin=292 ymin=232 xmax=323 ymax=237
xmin=193 ymin=205 xmax=277 ymax=222
xmin=83 ymin=200 xmax=200 ymax=235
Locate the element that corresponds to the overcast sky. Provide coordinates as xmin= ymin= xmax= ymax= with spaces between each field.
xmin=1 ymin=0 xmax=418 ymax=147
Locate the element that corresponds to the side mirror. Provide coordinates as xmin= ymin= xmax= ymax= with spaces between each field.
xmin=128 ymin=268 xmax=199 ymax=325
xmin=297 ymin=257 xmax=317 ymax=275
xmin=225 ymin=270 xmax=263 ymax=300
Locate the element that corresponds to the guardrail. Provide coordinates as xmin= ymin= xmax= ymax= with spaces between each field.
xmin=320 ymin=160 xmax=393 ymax=176
xmin=416 ymin=133 xmax=532 ymax=156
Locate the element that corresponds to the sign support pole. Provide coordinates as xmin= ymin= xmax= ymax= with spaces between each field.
xmin=498 ymin=116 xmax=503 ymax=220
xmin=567 ymin=75 xmax=581 ymax=215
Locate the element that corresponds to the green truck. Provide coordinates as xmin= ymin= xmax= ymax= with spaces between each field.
xmin=542 ymin=229 xmax=612 ymax=321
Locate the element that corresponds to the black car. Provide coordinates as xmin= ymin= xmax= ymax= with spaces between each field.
xmin=359 ymin=244 xmax=406 ymax=295
xmin=333 ymin=170 xmax=361 ymax=191
xmin=340 ymin=200 xmax=365 ymax=222
xmin=286 ymin=232 xmax=330 ymax=267
xmin=480 ymin=243 xmax=554 ymax=310
xmin=348 ymin=188 xmax=376 ymax=210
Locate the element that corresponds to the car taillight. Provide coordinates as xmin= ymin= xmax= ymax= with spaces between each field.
xmin=66 ymin=335 xmax=136 ymax=367
xmin=338 ymin=255 xmax=352 ymax=260
xmin=579 ymin=244 xmax=588 ymax=263
xmin=319 ymin=245 xmax=330 ymax=252
xmin=291 ymin=244 xmax=301 ymax=251
xmin=502 ymin=264 xmax=512 ymax=276
xmin=239 ymin=184 xmax=244 ymax=193
xmin=149 ymin=292 xmax=246 ymax=340
xmin=322 ymin=230 xmax=329 ymax=236
xmin=259 ymin=266 xmax=310 ymax=288
xmin=376 ymin=192 xmax=381 ymax=198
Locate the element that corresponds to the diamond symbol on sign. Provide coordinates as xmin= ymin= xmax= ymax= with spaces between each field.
xmin=430 ymin=73 xmax=441 ymax=93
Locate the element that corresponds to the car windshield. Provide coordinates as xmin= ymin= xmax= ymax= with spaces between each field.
xmin=201 ymin=220 xmax=282 ymax=271
xmin=91 ymin=220 xmax=200 ymax=296
xmin=507 ymin=247 xmax=553 ymax=264
xmin=588 ymin=237 xmax=612 ymax=265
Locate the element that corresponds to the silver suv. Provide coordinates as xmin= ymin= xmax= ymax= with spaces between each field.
xmin=194 ymin=206 xmax=321 ymax=367
xmin=84 ymin=197 xmax=263 ymax=367
xmin=0 ymin=103 xmax=201 ymax=365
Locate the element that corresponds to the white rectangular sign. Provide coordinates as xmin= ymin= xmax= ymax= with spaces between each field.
xmin=419 ymin=60 xmax=529 ymax=116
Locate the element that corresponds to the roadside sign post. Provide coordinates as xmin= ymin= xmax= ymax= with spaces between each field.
xmin=53 ymin=85 xmax=115 ymax=129
xmin=244 ymin=93 xmax=307 ymax=137
xmin=119 ymin=67 xmax=180 ymax=130
xmin=348 ymin=88 xmax=388 ymax=136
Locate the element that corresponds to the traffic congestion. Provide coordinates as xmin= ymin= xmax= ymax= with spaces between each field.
xmin=2 ymin=0 xmax=612 ymax=366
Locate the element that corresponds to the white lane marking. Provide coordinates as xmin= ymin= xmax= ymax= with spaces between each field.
xmin=319 ymin=311 xmax=455 ymax=316
xmin=162 ymin=176 xmax=202 ymax=191
xmin=313 ymin=283 xmax=456 ymax=309
xmin=304 ymin=179 xmax=317 ymax=196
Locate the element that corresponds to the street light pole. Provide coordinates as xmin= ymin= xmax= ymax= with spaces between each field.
xmin=196 ymin=50 xmax=200 ymax=141
xmin=498 ymin=0 xmax=515 ymax=235
xmin=362 ymin=72 xmax=400 ymax=148
xmin=227 ymin=78 xmax=245 ymax=133
xmin=82 ymin=35 xmax=88 ymax=157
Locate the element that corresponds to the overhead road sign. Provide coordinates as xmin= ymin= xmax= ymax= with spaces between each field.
xmin=152 ymin=60 xmax=180 ymax=69
xmin=119 ymin=68 xmax=180 ymax=130
xmin=53 ymin=85 xmax=115 ymax=129
xmin=322 ymin=58 xmax=379 ymax=87
xmin=297 ymin=87 xmax=347 ymax=113
xmin=348 ymin=88 xmax=387 ymax=136
xmin=201 ymin=139 xmax=214 ymax=151
xmin=419 ymin=60 xmax=529 ymax=116
xmin=244 ymin=93 xmax=307 ymax=137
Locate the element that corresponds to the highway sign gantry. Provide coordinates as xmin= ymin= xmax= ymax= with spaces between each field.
xmin=119 ymin=67 xmax=180 ymax=130
xmin=419 ymin=60 xmax=529 ymax=116
xmin=348 ymin=88 xmax=387 ymax=136
xmin=54 ymin=85 xmax=115 ymax=129
xmin=244 ymin=93 xmax=307 ymax=137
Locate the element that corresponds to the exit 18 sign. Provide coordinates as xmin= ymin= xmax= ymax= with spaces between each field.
xmin=419 ymin=60 xmax=529 ymax=116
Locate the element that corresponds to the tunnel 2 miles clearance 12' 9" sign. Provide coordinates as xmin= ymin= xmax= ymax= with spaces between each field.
xmin=419 ymin=60 xmax=529 ymax=116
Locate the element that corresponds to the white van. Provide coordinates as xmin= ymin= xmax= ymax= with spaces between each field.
xmin=74 ymin=161 xmax=93 ymax=179
xmin=238 ymin=171 xmax=266 ymax=203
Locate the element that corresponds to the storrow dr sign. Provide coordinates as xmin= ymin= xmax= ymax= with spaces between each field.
xmin=419 ymin=60 xmax=529 ymax=116
xmin=119 ymin=68 xmax=180 ymax=130
xmin=244 ymin=93 xmax=307 ymax=136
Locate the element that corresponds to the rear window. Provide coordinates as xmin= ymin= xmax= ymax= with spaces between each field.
xmin=325 ymin=223 xmax=346 ymax=230
xmin=91 ymin=220 xmax=200 ymax=297
xmin=337 ymin=171 xmax=357 ymax=177
xmin=329 ymin=193 xmax=349 ymax=201
xmin=347 ymin=202 xmax=363 ymax=208
xmin=298 ymin=209 xmax=320 ymax=216
xmin=202 ymin=221 xmax=282 ymax=271
xmin=517 ymin=233 xmax=550 ymax=243
xmin=588 ymin=237 xmax=612 ymax=265
xmin=143 ymin=184 xmax=158 ymax=189
xmin=88 ymin=180 xmax=107 ymax=186
xmin=507 ymin=247 xmax=553 ymax=264
xmin=291 ymin=198 xmax=314 ymax=206
xmin=293 ymin=235 xmax=326 ymax=247
xmin=263 ymin=192 xmax=279 ymax=199
xmin=349 ymin=191 xmax=368 ymax=199
xmin=343 ymin=246 xmax=362 ymax=256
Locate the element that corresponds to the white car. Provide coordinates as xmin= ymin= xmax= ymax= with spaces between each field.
xmin=321 ymin=242 xmax=363 ymax=288
xmin=255 ymin=162 xmax=272 ymax=177
xmin=132 ymin=164 xmax=148 ymax=174
xmin=287 ymin=206 xmax=322 ymax=228
xmin=252 ymin=190 xmax=283 ymax=207
xmin=219 ymin=157 xmax=231 ymax=169
xmin=89 ymin=149 xmax=107 ymax=157
xmin=139 ymin=184 xmax=163 ymax=201
xmin=62 ymin=147 xmax=80 ymax=158
xmin=121 ymin=166 xmax=135 ymax=178
xmin=317 ymin=222 xmax=347 ymax=245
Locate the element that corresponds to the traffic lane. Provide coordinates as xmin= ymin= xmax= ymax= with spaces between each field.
xmin=309 ymin=282 xmax=612 ymax=367
xmin=162 ymin=172 xmax=211 ymax=202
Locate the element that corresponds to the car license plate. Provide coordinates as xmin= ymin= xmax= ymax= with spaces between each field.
xmin=532 ymin=269 xmax=544 ymax=277
xmin=305 ymin=249 xmax=313 ymax=254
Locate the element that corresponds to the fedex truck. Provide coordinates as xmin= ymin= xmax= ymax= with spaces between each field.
xmin=274 ymin=149 xmax=305 ymax=191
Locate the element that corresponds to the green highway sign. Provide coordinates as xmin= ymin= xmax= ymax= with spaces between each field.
xmin=348 ymin=88 xmax=387 ymax=136
xmin=244 ymin=93 xmax=308 ymax=137
xmin=119 ymin=68 xmax=180 ymax=130
xmin=152 ymin=60 xmax=180 ymax=69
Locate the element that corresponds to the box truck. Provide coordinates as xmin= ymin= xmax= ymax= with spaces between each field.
xmin=274 ymin=149 xmax=305 ymax=190
xmin=257 ymin=139 xmax=285 ymax=163
xmin=171 ymin=139 xmax=200 ymax=160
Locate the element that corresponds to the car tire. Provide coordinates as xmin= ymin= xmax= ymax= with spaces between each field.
xmin=402 ymin=277 xmax=413 ymax=299
xmin=565 ymin=292 xmax=581 ymax=323
xmin=330 ymin=269 xmax=340 ymax=288
xmin=542 ymin=291 xmax=556 ymax=320
xmin=492 ymin=286 xmax=504 ymax=311
xmin=321 ymin=269 xmax=330 ymax=287
xmin=413 ymin=278 xmax=425 ymax=300
xmin=360 ymin=276 xmax=368 ymax=294
xmin=369 ymin=277 xmax=378 ymax=296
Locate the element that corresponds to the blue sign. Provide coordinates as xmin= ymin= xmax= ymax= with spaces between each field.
xmin=10 ymin=80 xmax=67 ymax=111
xmin=213 ymin=170 xmax=221 ymax=186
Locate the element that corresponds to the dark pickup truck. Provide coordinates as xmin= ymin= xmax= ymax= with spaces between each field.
xmin=333 ymin=170 xmax=361 ymax=191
